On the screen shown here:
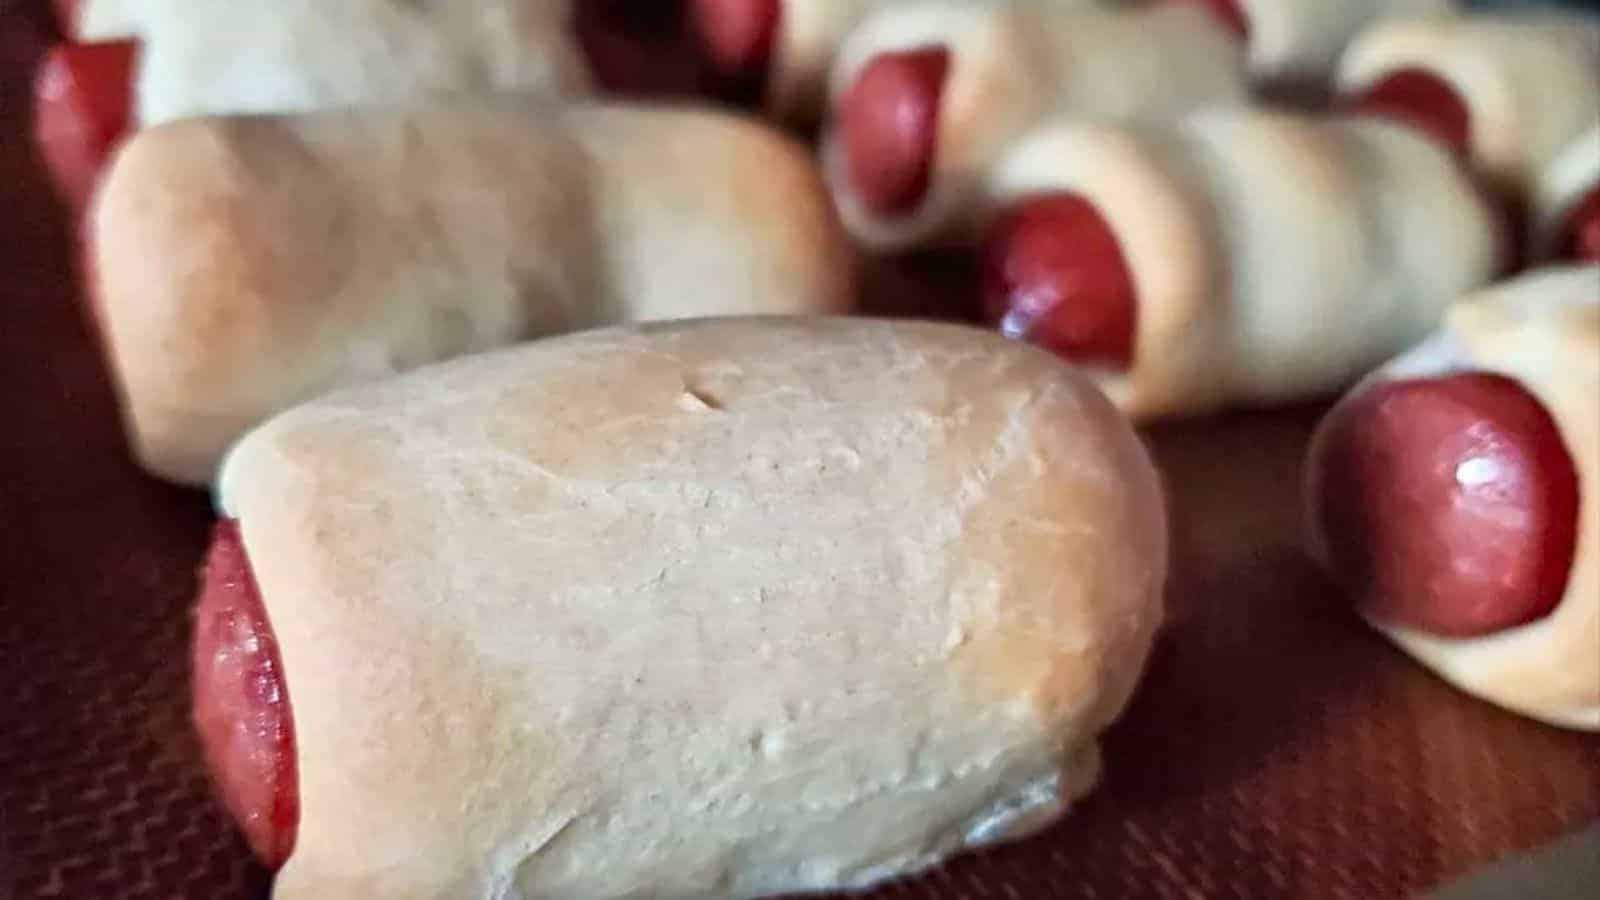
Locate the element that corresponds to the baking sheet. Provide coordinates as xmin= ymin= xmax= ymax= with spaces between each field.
xmin=2 ymin=3 xmax=1597 ymax=897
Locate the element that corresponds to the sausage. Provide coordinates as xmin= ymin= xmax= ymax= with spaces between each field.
xmin=689 ymin=0 xmax=779 ymax=103
xmin=191 ymin=519 xmax=299 ymax=870
xmin=31 ymin=40 xmax=137 ymax=210
xmin=1306 ymin=266 xmax=1598 ymax=729
xmin=823 ymin=1 xmax=1245 ymax=252
xmin=837 ymin=46 xmax=949 ymax=217
xmin=1342 ymin=67 xmax=1471 ymax=161
xmin=979 ymin=192 xmax=1137 ymax=369
xmin=976 ymin=111 xmax=1501 ymax=421
xmin=213 ymin=316 xmax=1169 ymax=897
xmin=1553 ymin=185 xmax=1600 ymax=264
xmin=1306 ymin=372 xmax=1581 ymax=638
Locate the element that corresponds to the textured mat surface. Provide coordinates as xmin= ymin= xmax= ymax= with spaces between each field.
xmin=2 ymin=4 xmax=1597 ymax=897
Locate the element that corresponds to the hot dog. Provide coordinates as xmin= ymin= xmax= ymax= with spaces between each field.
xmin=192 ymin=519 xmax=298 ymax=870
xmin=32 ymin=40 xmax=136 ymax=211
xmin=1305 ymin=265 xmax=1599 ymax=731
xmin=981 ymin=192 xmax=1136 ymax=369
xmin=691 ymin=1 xmax=1113 ymax=121
xmin=1532 ymin=126 xmax=1600 ymax=264
xmin=977 ymin=110 xmax=1503 ymax=421
xmin=1342 ymin=67 xmax=1471 ymax=160
xmin=1338 ymin=15 xmax=1600 ymax=210
xmin=836 ymin=45 xmax=949 ymax=217
xmin=89 ymin=102 xmax=855 ymax=485
xmin=198 ymin=316 xmax=1168 ymax=896
xmin=1309 ymin=373 xmax=1578 ymax=637
xmin=691 ymin=0 xmax=779 ymax=91
xmin=823 ymin=0 xmax=1246 ymax=252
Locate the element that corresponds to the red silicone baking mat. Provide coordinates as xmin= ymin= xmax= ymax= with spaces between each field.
xmin=2 ymin=4 xmax=1597 ymax=898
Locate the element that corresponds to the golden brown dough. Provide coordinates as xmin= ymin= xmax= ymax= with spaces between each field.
xmin=216 ymin=316 xmax=1169 ymax=899
xmin=91 ymin=101 xmax=855 ymax=485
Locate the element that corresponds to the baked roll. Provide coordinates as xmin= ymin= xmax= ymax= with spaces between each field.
xmin=977 ymin=110 xmax=1503 ymax=421
xmin=89 ymin=102 xmax=855 ymax=485
xmin=1305 ymin=265 xmax=1599 ymax=731
xmin=194 ymin=316 xmax=1169 ymax=897
xmin=820 ymin=0 xmax=1247 ymax=252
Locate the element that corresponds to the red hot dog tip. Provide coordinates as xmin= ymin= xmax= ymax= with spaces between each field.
xmin=690 ymin=0 xmax=779 ymax=91
xmin=838 ymin=46 xmax=950 ymax=217
xmin=1172 ymin=0 xmax=1250 ymax=41
xmin=32 ymin=40 xmax=137 ymax=213
xmin=1345 ymin=67 xmax=1473 ymax=162
xmin=1308 ymin=373 xmax=1581 ymax=639
xmin=980 ymin=192 xmax=1138 ymax=370
xmin=192 ymin=520 xmax=299 ymax=871
xmin=1554 ymin=185 xmax=1600 ymax=264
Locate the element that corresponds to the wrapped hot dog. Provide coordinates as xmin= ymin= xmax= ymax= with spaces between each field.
xmin=194 ymin=317 xmax=1169 ymax=897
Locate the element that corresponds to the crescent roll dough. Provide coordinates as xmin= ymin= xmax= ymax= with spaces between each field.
xmin=1309 ymin=265 xmax=1600 ymax=731
xmin=215 ymin=317 xmax=1169 ymax=898
xmin=980 ymin=110 xmax=1502 ymax=421
xmin=90 ymin=102 xmax=855 ymax=486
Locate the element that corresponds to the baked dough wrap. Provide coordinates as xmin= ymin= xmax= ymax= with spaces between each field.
xmin=212 ymin=316 xmax=1170 ymax=898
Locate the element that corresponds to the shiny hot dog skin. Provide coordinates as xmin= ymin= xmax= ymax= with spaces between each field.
xmin=1307 ymin=372 xmax=1580 ymax=638
xmin=192 ymin=519 xmax=298 ymax=870
xmin=1304 ymin=265 xmax=1600 ymax=730
xmin=32 ymin=39 xmax=136 ymax=210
